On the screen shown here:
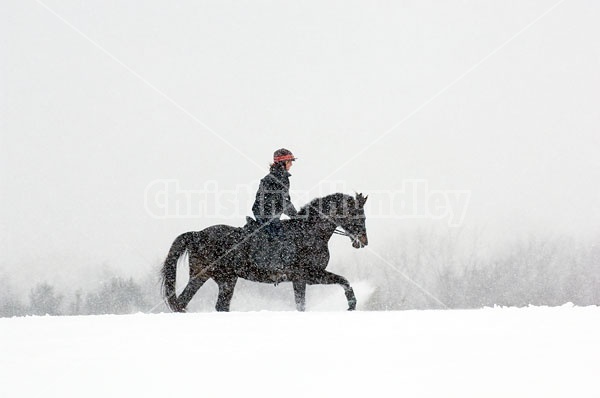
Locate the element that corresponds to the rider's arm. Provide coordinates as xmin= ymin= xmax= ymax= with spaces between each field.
xmin=283 ymin=193 xmax=298 ymax=218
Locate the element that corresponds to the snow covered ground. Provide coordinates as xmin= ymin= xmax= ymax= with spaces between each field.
xmin=1 ymin=305 xmax=598 ymax=398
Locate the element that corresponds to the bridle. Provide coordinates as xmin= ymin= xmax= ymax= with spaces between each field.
xmin=333 ymin=228 xmax=351 ymax=237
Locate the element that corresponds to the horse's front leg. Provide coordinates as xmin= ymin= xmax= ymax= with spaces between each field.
xmin=306 ymin=270 xmax=357 ymax=311
xmin=293 ymin=281 xmax=306 ymax=311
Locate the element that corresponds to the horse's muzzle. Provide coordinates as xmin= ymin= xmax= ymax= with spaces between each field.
xmin=352 ymin=233 xmax=368 ymax=249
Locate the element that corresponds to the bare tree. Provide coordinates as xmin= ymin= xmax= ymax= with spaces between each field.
xmin=28 ymin=282 xmax=63 ymax=316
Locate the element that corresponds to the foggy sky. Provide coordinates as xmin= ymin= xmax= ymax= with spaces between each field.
xmin=1 ymin=0 xmax=599 ymax=291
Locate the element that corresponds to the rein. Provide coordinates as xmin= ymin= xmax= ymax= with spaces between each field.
xmin=333 ymin=228 xmax=351 ymax=237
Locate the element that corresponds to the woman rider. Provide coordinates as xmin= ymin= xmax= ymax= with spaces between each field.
xmin=251 ymin=148 xmax=298 ymax=238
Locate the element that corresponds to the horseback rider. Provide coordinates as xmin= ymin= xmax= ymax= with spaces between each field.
xmin=251 ymin=148 xmax=298 ymax=237
xmin=249 ymin=148 xmax=298 ymax=283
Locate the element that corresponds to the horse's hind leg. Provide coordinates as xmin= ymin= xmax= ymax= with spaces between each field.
xmin=293 ymin=282 xmax=306 ymax=312
xmin=176 ymin=253 xmax=209 ymax=311
xmin=178 ymin=277 xmax=208 ymax=310
xmin=306 ymin=271 xmax=357 ymax=311
xmin=215 ymin=277 xmax=238 ymax=312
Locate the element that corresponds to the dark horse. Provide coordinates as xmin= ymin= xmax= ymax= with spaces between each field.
xmin=160 ymin=192 xmax=368 ymax=312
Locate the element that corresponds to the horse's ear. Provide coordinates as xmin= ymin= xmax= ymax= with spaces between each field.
xmin=356 ymin=192 xmax=368 ymax=207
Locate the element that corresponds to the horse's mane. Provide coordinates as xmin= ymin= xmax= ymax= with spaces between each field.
xmin=297 ymin=193 xmax=352 ymax=218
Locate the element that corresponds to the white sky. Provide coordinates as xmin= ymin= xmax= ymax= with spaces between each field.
xmin=1 ymin=1 xmax=599 ymax=289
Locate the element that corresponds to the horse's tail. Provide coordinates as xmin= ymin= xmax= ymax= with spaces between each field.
xmin=160 ymin=232 xmax=193 ymax=312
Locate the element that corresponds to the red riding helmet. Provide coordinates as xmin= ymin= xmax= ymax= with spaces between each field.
xmin=273 ymin=148 xmax=297 ymax=163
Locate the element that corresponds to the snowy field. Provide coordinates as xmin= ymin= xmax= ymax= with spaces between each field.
xmin=1 ymin=306 xmax=599 ymax=398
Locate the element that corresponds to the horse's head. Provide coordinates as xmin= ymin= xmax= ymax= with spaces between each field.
xmin=338 ymin=193 xmax=369 ymax=249
xmin=298 ymin=192 xmax=369 ymax=248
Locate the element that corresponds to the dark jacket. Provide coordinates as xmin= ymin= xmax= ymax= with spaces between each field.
xmin=252 ymin=165 xmax=298 ymax=223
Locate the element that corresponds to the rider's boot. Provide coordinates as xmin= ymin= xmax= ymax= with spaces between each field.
xmin=271 ymin=270 xmax=288 ymax=285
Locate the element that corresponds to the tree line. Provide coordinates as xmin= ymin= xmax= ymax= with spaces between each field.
xmin=1 ymin=234 xmax=599 ymax=317
xmin=354 ymin=233 xmax=600 ymax=310
xmin=0 ymin=275 xmax=162 ymax=317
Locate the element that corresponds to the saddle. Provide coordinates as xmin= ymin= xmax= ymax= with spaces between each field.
xmin=244 ymin=216 xmax=296 ymax=271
